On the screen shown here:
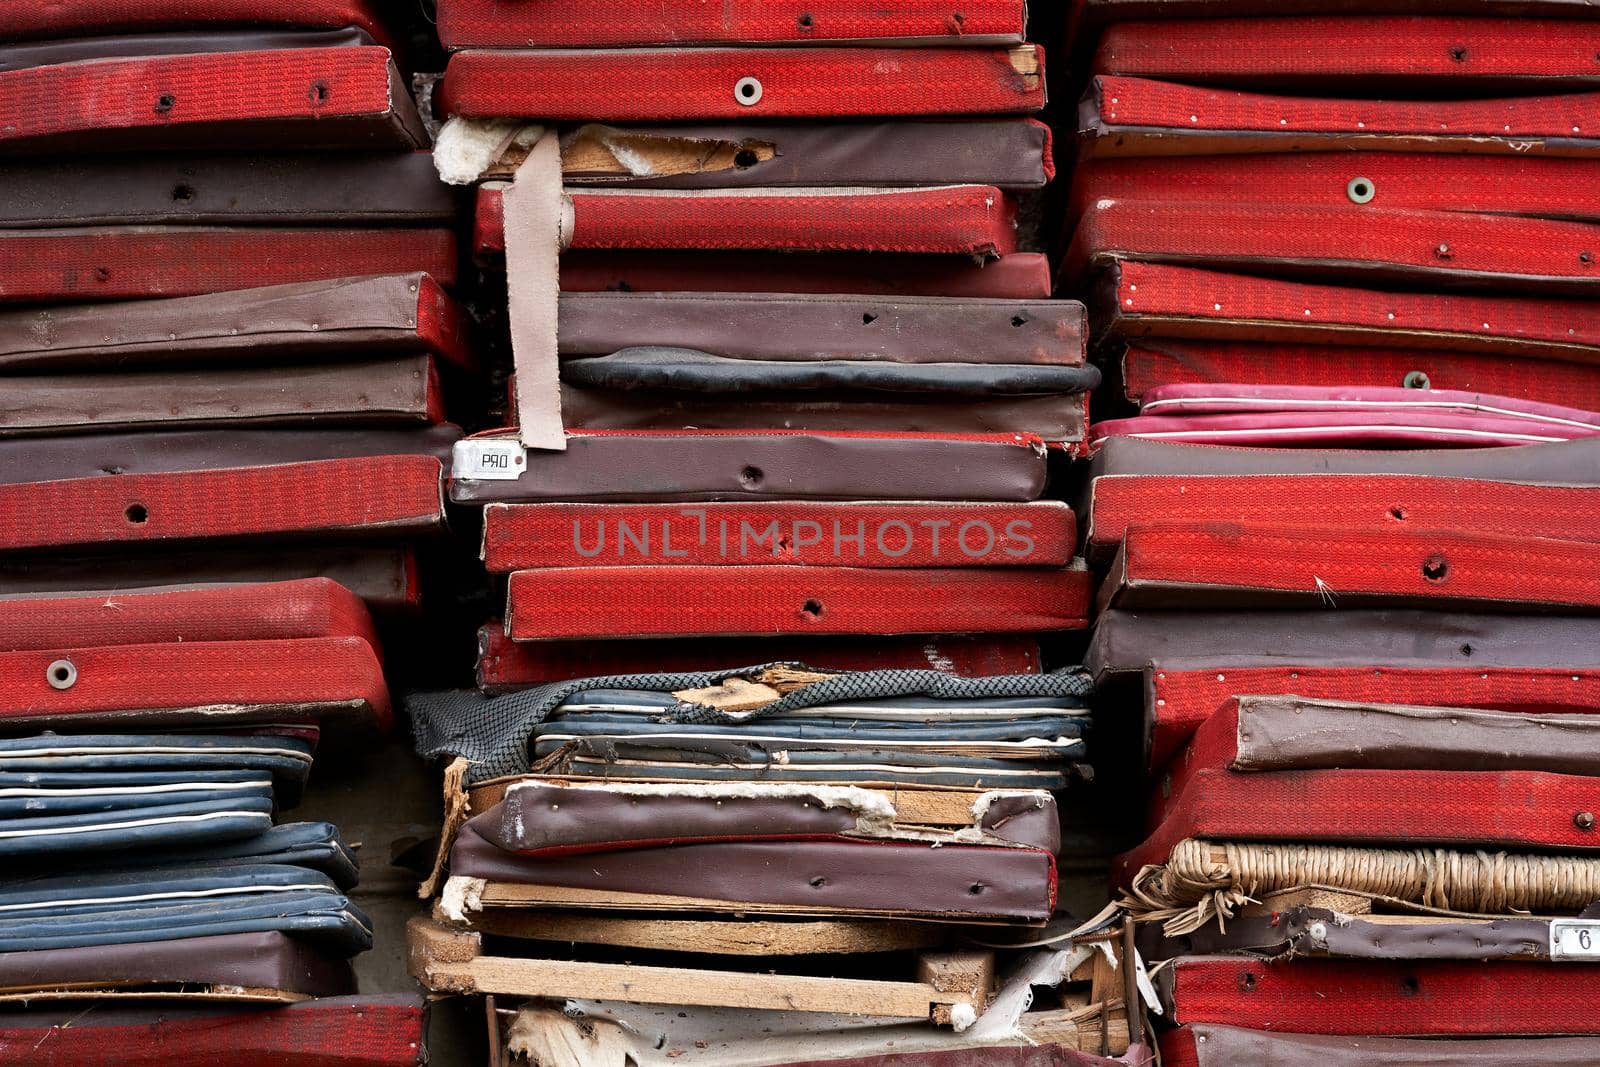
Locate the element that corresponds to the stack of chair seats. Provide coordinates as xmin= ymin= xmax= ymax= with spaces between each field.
xmin=1122 ymin=689 xmax=1600 ymax=1060
xmin=407 ymin=662 xmax=1115 ymax=1058
xmin=0 ymin=3 xmax=454 ymax=1062
xmin=0 ymin=729 xmax=427 ymax=1066
xmin=1066 ymin=2 xmax=1600 ymax=1055
xmin=0 ymin=1 xmax=465 ymax=621
xmin=433 ymin=0 xmax=1099 ymax=680
xmin=1065 ymin=5 xmax=1600 ymax=416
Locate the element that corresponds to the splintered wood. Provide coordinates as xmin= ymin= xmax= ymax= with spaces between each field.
xmin=409 ymin=916 xmax=992 ymax=1022
xmin=464 ymin=911 xmax=944 ymax=956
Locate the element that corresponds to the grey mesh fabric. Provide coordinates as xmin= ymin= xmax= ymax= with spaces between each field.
xmin=408 ymin=665 xmax=1094 ymax=783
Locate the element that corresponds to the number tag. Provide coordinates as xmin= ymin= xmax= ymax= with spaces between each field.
xmin=1550 ymin=919 xmax=1600 ymax=959
xmin=453 ymin=439 xmax=527 ymax=481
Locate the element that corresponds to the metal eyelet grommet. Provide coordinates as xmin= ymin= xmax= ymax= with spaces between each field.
xmin=46 ymin=659 xmax=77 ymax=690
xmin=1346 ymin=177 xmax=1376 ymax=204
xmin=734 ymin=77 xmax=763 ymax=106
xmin=1402 ymin=371 xmax=1432 ymax=390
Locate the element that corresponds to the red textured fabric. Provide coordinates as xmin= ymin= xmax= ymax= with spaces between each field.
xmin=475 ymin=185 xmax=1016 ymax=256
xmin=476 ymin=625 xmax=1042 ymax=689
xmin=1156 ymin=1031 xmax=1202 ymax=1067
xmin=1147 ymin=666 xmax=1600 ymax=768
xmin=1071 ymin=153 xmax=1600 ymax=226
xmin=0 ymin=48 xmax=418 ymax=152
xmin=559 ymin=251 xmax=1052 ymax=298
xmin=1088 ymin=75 xmax=1600 ymax=152
xmin=1068 ymin=199 xmax=1600 ymax=290
xmin=1095 ymin=17 xmax=1600 ymax=82
xmin=414 ymin=275 xmax=474 ymax=372
xmin=1126 ymin=765 xmax=1600 ymax=877
xmin=437 ymin=0 xmax=1021 ymax=48
xmin=1107 ymin=262 xmax=1600 ymax=359
xmin=0 ymin=2 xmax=392 ymax=40
xmin=504 ymin=566 xmax=1091 ymax=639
xmin=482 ymin=502 xmax=1075 ymax=571
xmin=1089 ymin=475 xmax=1600 ymax=559
xmin=1172 ymin=697 xmax=1262 ymax=795
xmin=0 ymin=455 xmax=446 ymax=553
xmin=0 ymin=229 xmax=457 ymax=305
xmin=0 ymin=636 xmax=391 ymax=730
xmin=1120 ymin=340 xmax=1600 ymax=409
xmin=0 ymin=996 xmax=426 ymax=1067
xmin=0 ymin=579 xmax=377 ymax=655
xmin=1108 ymin=523 xmax=1600 ymax=612
xmin=1162 ymin=957 xmax=1600 ymax=1036
xmin=439 ymin=46 xmax=1045 ymax=120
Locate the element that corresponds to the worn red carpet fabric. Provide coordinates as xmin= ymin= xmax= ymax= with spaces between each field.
xmin=437 ymin=0 xmax=1023 ymax=48
xmin=482 ymin=501 xmax=1076 ymax=571
xmin=1087 ymin=474 xmax=1600 ymax=560
xmin=475 ymin=626 xmax=1043 ymax=689
xmin=1101 ymin=261 xmax=1600 ymax=359
xmin=1122 ymin=764 xmax=1600 ymax=880
xmin=1101 ymin=524 xmax=1600 ymax=613
xmin=0 ymin=636 xmax=391 ymax=730
xmin=440 ymin=46 xmax=1045 ymax=120
xmin=0 ymin=455 xmax=447 ymax=552
xmin=0 ymin=47 xmax=425 ymax=154
xmin=0 ymin=1 xmax=394 ymax=40
xmin=1158 ymin=957 xmax=1600 ymax=1037
xmin=0 ymin=229 xmax=457 ymax=304
xmin=1118 ymin=340 xmax=1600 ymax=410
xmin=0 ymin=996 xmax=426 ymax=1066
xmin=1068 ymin=200 xmax=1600 ymax=291
xmin=504 ymin=565 xmax=1092 ymax=639
xmin=474 ymin=185 xmax=1017 ymax=256
xmin=1071 ymin=153 xmax=1600 ymax=224
xmin=1081 ymin=75 xmax=1600 ymax=157
xmin=1094 ymin=17 xmax=1600 ymax=85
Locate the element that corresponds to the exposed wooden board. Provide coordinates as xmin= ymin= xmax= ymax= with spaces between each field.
xmin=916 ymin=950 xmax=995 ymax=996
xmin=883 ymin=786 xmax=988 ymax=827
xmin=409 ymin=914 xmax=484 ymax=993
xmin=919 ymin=949 xmax=995 ymax=1026
xmin=1022 ymin=1002 xmax=1131 ymax=1055
xmin=423 ymin=955 xmax=963 ymax=1018
xmin=463 ymin=910 xmax=947 ymax=956
xmin=503 ymin=1003 xmax=635 ymax=1067
xmin=1088 ymin=942 xmax=1120 ymax=1006
xmin=467 ymin=776 xmax=996 ymax=828
xmin=474 ymin=881 xmax=1036 ymax=926
xmin=485 ymin=995 xmax=506 ymax=1067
